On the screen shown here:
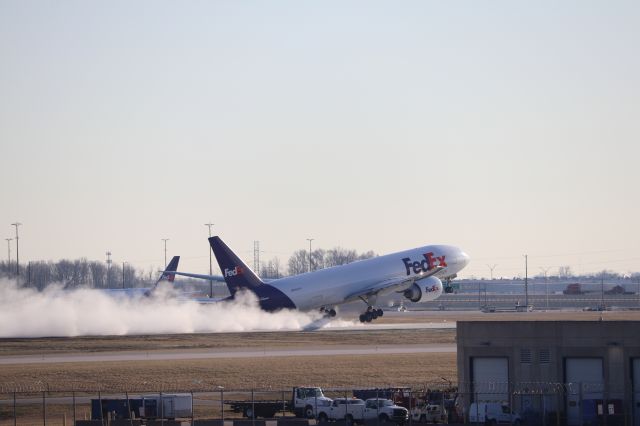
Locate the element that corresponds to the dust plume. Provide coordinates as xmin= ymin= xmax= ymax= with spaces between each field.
xmin=0 ymin=279 xmax=353 ymax=338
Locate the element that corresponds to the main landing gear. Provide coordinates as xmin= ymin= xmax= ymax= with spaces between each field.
xmin=359 ymin=306 xmax=384 ymax=323
xmin=320 ymin=307 xmax=337 ymax=318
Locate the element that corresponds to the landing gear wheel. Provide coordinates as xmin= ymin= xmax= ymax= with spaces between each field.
xmin=329 ymin=309 xmax=336 ymax=317
xmin=365 ymin=312 xmax=373 ymax=322
xmin=359 ymin=314 xmax=366 ymax=323
xmin=371 ymin=310 xmax=379 ymax=320
xmin=377 ymin=308 xmax=383 ymax=317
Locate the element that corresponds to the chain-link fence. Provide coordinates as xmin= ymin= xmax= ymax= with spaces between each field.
xmin=0 ymin=382 xmax=635 ymax=426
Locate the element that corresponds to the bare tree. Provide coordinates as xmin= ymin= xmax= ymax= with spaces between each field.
xmin=558 ymin=265 xmax=573 ymax=279
xmin=325 ymin=248 xmax=358 ymax=267
xmin=89 ymin=262 xmax=107 ymax=289
xmin=55 ymin=259 xmax=76 ymax=287
xmin=287 ymin=250 xmax=309 ymax=275
xmin=358 ymin=250 xmax=376 ymax=261
xmin=311 ymin=249 xmax=326 ymax=271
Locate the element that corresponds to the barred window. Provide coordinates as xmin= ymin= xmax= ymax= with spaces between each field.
xmin=539 ymin=348 xmax=551 ymax=364
xmin=520 ymin=348 xmax=532 ymax=364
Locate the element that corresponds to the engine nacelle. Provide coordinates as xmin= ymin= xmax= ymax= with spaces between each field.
xmin=403 ymin=276 xmax=443 ymax=303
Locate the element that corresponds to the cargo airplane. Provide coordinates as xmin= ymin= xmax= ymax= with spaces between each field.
xmin=171 ymin=236 xmax=470 ymax=323
xmin=101 ymin=256 xmax=181 ymax=298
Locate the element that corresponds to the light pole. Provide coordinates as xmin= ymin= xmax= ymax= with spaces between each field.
xmin=487 ymin=264 xmax=497 ymax=280
xmin=161 ymin=239 xmax=169 ymax=266
xmin=540 ymin=267 xmax=551 ymax=310
xmin=105 ymin=251 xmax=112 ymax=288
xmin=5 ymin=238 xmax=11 ymax=269
xmin=11 ymin=222 xmax=21 ymax=276
xmin=600 ymin=271 xmax=605 ymax=310
xmin=523 ymin=254 xmax=529 ymax=308
xmin=306 ymin=238 xmax=314 ymax=272
xmin=204 ymin=222 xmax=214 ymax=298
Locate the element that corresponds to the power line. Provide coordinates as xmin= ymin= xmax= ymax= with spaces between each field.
xmin=11 ymin=222 xmax=21 ymax=276
xmin=487 ymin=264 xmax=497 ymax=280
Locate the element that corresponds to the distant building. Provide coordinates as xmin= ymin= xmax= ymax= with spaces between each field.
xmin=457 ymin=320 xmax=640 ymax=425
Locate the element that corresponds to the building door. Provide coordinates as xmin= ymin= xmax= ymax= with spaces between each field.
xmin=565 ymin=358 xmax=604 ymax=426
xmin=471 ymin=357 xmax=509 ymax=403
xmin=633 ymin=358 xmax=640 ymax=426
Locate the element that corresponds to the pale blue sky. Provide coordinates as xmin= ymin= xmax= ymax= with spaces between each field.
xmin=1 ymin=1 xmax=638 ymax=278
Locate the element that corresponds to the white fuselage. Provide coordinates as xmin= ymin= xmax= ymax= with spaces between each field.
xmin=266 ymin=244 xmax=469 ymax=311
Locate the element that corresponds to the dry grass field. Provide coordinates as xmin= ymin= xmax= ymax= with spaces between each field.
xmin=0 ymin=353 xmax=457 ymax=391
xmin=2 ymin=309 xmax=639 ymax=395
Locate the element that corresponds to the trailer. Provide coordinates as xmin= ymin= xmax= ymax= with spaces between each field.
xmin=226 ymin=399 xmax=291 ymax=419
xmin=225 ymin=387 xmax=332 ymax=418
xmin=91 ymin=398 xmax=144 ymax=420
xmin=141 ymin=394 xmax=192 ymax=419
xmin=90 ymin=394 xmax=191 ymax=420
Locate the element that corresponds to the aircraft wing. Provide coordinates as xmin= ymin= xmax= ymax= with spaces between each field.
xmin=164 ymin=271 xmax=226 ymax=282
xmin=344 ymin=266 xmax=445 ymax=302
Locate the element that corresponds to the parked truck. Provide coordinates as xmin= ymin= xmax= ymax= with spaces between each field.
xmin=225 ymin=386 xmax=332 ymax=419
xmin=316 ymin=398 xmax=365 ymax=424
xmin=317 ymin=398 xmax=408 ymax=425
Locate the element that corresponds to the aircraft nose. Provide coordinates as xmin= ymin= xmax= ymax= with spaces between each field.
xmin=460 ymin=251 xmax=471 ymax=267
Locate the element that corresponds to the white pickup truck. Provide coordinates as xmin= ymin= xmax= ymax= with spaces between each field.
xmin=317 ymin=398 xmax=365 ymax=424
xmin=317 ymin=398 xmax=408 ymax=425
xmin=362 ymin=398 xmax=409 ymax=425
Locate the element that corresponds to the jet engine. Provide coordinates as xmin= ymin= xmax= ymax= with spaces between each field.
xmin=403 ymin=276 xmax=443 ymax=303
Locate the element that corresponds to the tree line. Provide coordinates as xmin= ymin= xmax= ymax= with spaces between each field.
xmin=0 ymin=246 xmax=378 ymax=289
xmin=0 ymin=259 xmax=146 ymax=290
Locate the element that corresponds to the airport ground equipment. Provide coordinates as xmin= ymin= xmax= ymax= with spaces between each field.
xmin=410 ymin=403 xmax=447 ymax=424
xmin=225 ymin=387 xmax=331 ymax=419
xmin=90 ymin=394 xmax=192 ymax=421
xmin=352 ymin=388 xmax=413 ymax=408
xmin=468 ymin=402 xmax=521 ymax=425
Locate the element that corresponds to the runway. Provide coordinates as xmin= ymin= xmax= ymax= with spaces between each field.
xmin=0 ymin=343 xmax=456 ymax=365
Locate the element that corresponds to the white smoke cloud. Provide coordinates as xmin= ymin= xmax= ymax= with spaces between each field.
xmin=0 ymin=279 xmax=354 ymax=338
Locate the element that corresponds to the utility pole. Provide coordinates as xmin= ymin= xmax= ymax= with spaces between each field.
xmin=523 ymin=254 xmax=529 ymax=308
xmin=161 ymin=238 xmax=169 ymax=266
xmin=487 ymin=264 xmax=497 ymax=280
xmin=540 ymin=267 xmax=551 ymax=310
xmin=306 ymin=238 xmax=314 ymax=272
xmin=204 ymin=222 xmax=214 ymax=297
xmin=5 ymin=238 xmax=12 ymax=269
xmin=601 ymin=271 xmax=605 ymax=310
xmin=11 ymin=222 xmax=21 ymax=276
xmin=105 ymin=251 xmax=112 ymax=288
